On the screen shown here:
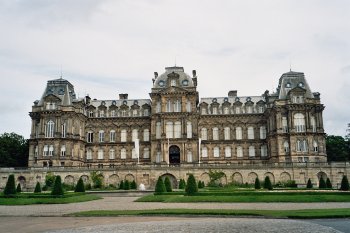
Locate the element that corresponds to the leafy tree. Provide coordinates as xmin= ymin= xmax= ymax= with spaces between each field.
xmin=91 ymin=171 xmax=103 ymax=189
xmin=306 ymin=178 xmax=313 ymax=189
xmin=44 ymin=172 xmax=55 ymax=189
xmin=254 ymin=177 xmax=261 ymax=190
xmin=130 ymin=180 xmax=137 ymax=189
xmin=263 ymin=176 xmax=273 ymax=190
xmin=154 ymin=176 xmax=166 ymax=194
xmin=119 ymin=180 xmax=124 ymax=190
xmin=4 ymin=174 xmax=16 ymax=195
xmin=0 ymin=133 xmax=29 ymax=167
xmin=208 ymin=170 xmax=225 ymax=186
xmin=178 ymin=179 xmax=185 ymax=189
xmin=326 ymin=135 xmax=350 ymax=162
xmin=185 ymin=174 xmax=198 ymax=195
xmin=340 ymin=176 xmax=349 ymax=191
xmin=164 ymin=177 xmax=172 ymax=192
xmin=326 ymin=178 xmax=332 ymax=189
xmin=34 ymin=182 xmax=42 ymax=193
xmin=319 ymin=177 xmax=326 ymax=189
xmin=51 ymin=176 xmax=64 ymax=196
xmin=75 ymin=177 xmax=85 ymax=192
xmin=124 ymin=180 xmax=130 ymax=190
xmin=16 ymin=183 xmax=22 ymax=193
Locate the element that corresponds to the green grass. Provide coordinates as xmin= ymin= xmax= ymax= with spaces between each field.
xmin=136 ymin=191 xmax=350 ymax=203
xmin=68 ymin=208 xmax=350 ymax=219
xmin=0 ymin=193 xmax=101 ymax=205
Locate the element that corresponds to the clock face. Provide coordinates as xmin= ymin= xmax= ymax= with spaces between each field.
xmin=158 ymin=80 xmax=165 ymax=87
xmin=182 ymin=80 xmax=189 ymax=86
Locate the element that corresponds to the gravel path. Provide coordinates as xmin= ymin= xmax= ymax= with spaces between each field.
xmin=1 ymin=196 xmax=350 ymax=216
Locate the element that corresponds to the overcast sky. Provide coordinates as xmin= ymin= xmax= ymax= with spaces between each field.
xmin=0 ymin=0 xmax=349 ymax=138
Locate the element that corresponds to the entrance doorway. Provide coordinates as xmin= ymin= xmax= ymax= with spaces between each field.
xmin=169 ymin=145 xmax=180 ymax=165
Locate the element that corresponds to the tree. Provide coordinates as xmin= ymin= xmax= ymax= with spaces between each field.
xmin=4 ymin=174 xmax=16 ymax=195
xmin=254 ymin=177 xmax=261 ymax=190
xmin=326 ymin=135 xmax=349 ymax=162
xmin=319 ymin=177 xmax=326 ymax=189
xmin=178 ymin=179 xmax=185 ymax=189
xmin=340 ymin=176 xmax=349 ymax=191
xmin=263 ymin=176 xmax=273 ymax=190
xmin=119 ymin=180 xmax=124 ymax=190
xmin=154 ymin=176 xmax=166 ymax=194
xmin=130 ymin=180 xmax=137 ymax=189
xmin=16 ymin=183 xmax=22 ymax=193
xmin=208 ymin=170 xmax=225 ymax=186
xmin=75 ymin=177 xmax=85 ymax=192
xmin=306 ymin=178 xmax=313 ymax=189
xmin=185 ymin=174 xmax=198 ymax=195
xmin=91 ymin=171 xmax=103 ymax=189
xmin=0 ymin=132 xmax=29 ymax=167
xmin=51 ymin=176 xmax=64 ymax=196
xmin=124 ymin=180 xmax=130 ymax=190
xmin=34 ymin=182 xmax=42 ymax=193
xmin=164 ymin=177 xmax=172 ymax=192
xmin=44 ymin=172 xmax=56 ymax=190
xmin=326 ymin=178 xmax=332 ymax=189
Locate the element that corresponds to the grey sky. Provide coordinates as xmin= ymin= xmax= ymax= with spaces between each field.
xmin=0 ymin=0 xmax=349 ymax=138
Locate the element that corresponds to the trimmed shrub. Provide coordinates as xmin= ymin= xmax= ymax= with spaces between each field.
xmin=307 ymin=178 xmax=313 ymax=189
xmin=254 ymin=177 xmax=261 ymax=190
xmin=263 ymin=176 xmax=273 ymax=190
xmin=34 ymin=182 xmax=42 ymax=193
xmin=124 ymin=180 xmax=130 ymax=190
xmin=319 ymin=177 xmax=326 ymax=189
xmin=119 ymin=180 xmax=124 ymax=190
xmin=340 ymin=175 xmax=349 ymax=191
xmin=75 ymin=177 xmax=85 ymax=193
xmin=178 ymin=179 xmax=186 ymax=189
xmin=85 ymin=183 xmax=92 ymax=190
xmin=45 ymin=172 xmax=55 ymax=189
xmin=198 ymin=180 xmax=205 ymax=189
xmin=326 ymin=178 xmax=332 ymax=189
xmin=201 ymin=181 xmax=205 ymax=188
xmin=51 ymin=176 xmax=64 ymax=196
xmin=185 ymin=174 xmax=198 ymax=195
xmin=4 ymin=174 xmax=16 ymax=195
xmin=154 ymin=176 xmax=166 ymax=194
xmin=164 ymin=177 xmax=172 ymax=192
xmin=130 ymin=180 xmax=137 ymax=189
xmin=16 ymin=183 xmax=22 ymax=193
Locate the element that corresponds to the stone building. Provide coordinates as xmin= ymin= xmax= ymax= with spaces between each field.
xmin=28 ymin=66 xmax=327 ymax=169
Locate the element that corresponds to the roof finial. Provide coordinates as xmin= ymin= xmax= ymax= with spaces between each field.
xmin=60 ymin=65 xmax=63 ymax=79
xmin=289 ymin=58 xmax=292 ymax=72
xmin=175 ymin=56 xmax=177 ymax=67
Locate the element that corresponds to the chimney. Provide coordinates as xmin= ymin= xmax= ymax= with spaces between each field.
xmin=228 ymin=90 xmax=237 ymax=97
xmin=119 ymin=93 xmax=128 ymax=100
xmin=154 ymin=72 xmax=158 ymax=78
xmin=192 ymin=70 xmax=196 ymax=77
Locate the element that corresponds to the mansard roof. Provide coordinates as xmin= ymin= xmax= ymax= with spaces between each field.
xmin=152 ymin=66 xmax=195 ymax=89
xmin=277 ymin=71 xmax=314 ymax=100
xmin=89 ymin=99 xmax=151 ymax=108
xmin=38 ymin=78 xmax=77 ymax=106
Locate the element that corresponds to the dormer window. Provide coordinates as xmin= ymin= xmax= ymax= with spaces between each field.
xmin=89 ymin=111 xmax=94 ymax=118
xmin=158 ymin=80 xmax=165 ymax=87
xmin=298 ymin=82 xmax=304 ymax=87
xmin=292 ymin=96 xmax=304 ymax=104
xmin=285 ymin=82 xmax=291 ymax=88
xmin=46 ymin=102 xmax=56 ymax=110
xmin=212 ymin=107 xmax=218 ymax=115
xmin=171 ymin=79 xmax=176 ymax=87
xmin=182 ymin=80 xmax=188 ymax=86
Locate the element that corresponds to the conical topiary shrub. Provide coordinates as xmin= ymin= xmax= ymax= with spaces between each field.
xmin=340 ymin=175 xmax=349 ymax=191
xmin=164 ymin=177 xmax=172 ymax=192
xmin=319 ymin=177 xmax=326 ymax=189
xmin=254 ymin=177 xmax=261 ymax=190
xmin=34 ymin=182 xmax=42 ymax=193
xmin=185 ymin=174 xmax=198 ymax=195
xmin=326 ymin=178 xmax=332 ymax=189
xmin=16 ymin=183 xmax=22 ymax=193
xmin=178 ymin=179 xmax=185 ymax=189
xmin=119 ymin=180 xmax=124 ymax=190
xmin=306 ymin=178 xmax=313 ymax=189
xmin=263 ymin=176 xmax=273 ymax=190
xmin=51 ymin=176 xmax=64 ymax=196
xmin=154 ymin=176 xmax=166 ymax=194
xmin=4 ymin=174 xmax=16 ymax=195
xmin=130 ymin=180 xmax=137 ymax=189
xmin=75 ymin=177 xmax=85 ymax=193
xmin=124 ymin=180 xmax=130 ymax=190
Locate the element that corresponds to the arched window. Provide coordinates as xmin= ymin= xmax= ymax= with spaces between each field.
xmin=174 ymin=100 xmax=181 ymax=112
xmin=49 ymin=145 xmax=54 ymax=156
xmin=120 ymin=148 xmax=126 ymax=159
xmin=187 ymin=122 xmax=192 ymax=138
xmin=213 ymin=147 xmax=220 ymax=157
xmin=297 ymin=139 xmax=308 ymax=152
xmin=174 ymin=121 xmax=181 ymax=138
xmin=310 ymin=116 xmax=316 ymax=132
xmin=313 ymin=141 xmax=318 ymax=152
xmin=294 ymin=113 xmax=306 ymax=132
xmin=98 ymin=149 xmax=104 ymax=160
xmin=156 ymin=122 xmax=161 ymax=139
xmin=186 ymin=101 xmax=191 ymax=112
xmin=236 ymin=146 xmax=243 ymax=158
xmin=46 ymin=120 xmax=55 ymax=138
xmin=260 ymin=126 xmax=266 ymax=139
xmin=166 ymin=100 xmax=172 ymax=112
xmin=284 ymin=141 xmax=289 ymax=153
xmin=201 ymin=147 xmax=208 ymax=157
xmin=110 ymin=130 xmax=116 ymax=142
xmin=143 ymin=129 xmax=150 ymax=141
xmin=212 ymin=127 xmax=219 ymax=140
xmin=99 ymin=130 xmax=105 ymax=142
xmin=86 ymin=149 xmax=92 ymax=160
xmin=236 ymin=127 xmax=242 ymax=140
xmin=87 ymin=131 xmax=93 ymax=143
xmin=121 ymin=129 xmax=127 ymax=142
xmin=166 ymin=122 xmax=174 ymax=138
xmin=224 ymin=127 xmax=230 ymax=140
xmin=261 ymin=145 xmax=267 ymax=157
xmin=282 ymin=117 xmax=288 ymax=133
xmin=60 ymin=145 xmax=66 ymax=156
xmin=187 ymin=151 xmax=193 ymax=162
xmin=248 ymin=127 xmax=254 ymax=139
xmin=109 ymin=149 xmax=115 ymax=159
xmin=249 ymin=146 xmax=255 ymax=157
xmin=201 ymin=128 xmax=208 ymax=140
xmin=61 ymin=123 xmax=66 ymax=138
xmin=225 ymin=146 xmax=231 ymax=157
xmin=143 ymin=148 xmax=150 ymax=159
xmin=132 ymin=129 xmax=138 ymax=142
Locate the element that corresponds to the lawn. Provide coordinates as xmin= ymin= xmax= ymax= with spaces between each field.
xmin=68 ymin=208 xmax=350 ymax=219
xmin=0 ymin=193 xmax=101 ymax=205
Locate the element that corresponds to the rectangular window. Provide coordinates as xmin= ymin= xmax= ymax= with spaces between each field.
xmin=187 ymin=122 xmax=192 ymax=139
xmin=249 ymin=146 xmax=255 ymax=157
xmin=224 ymin=127 xmax=230 ymax=140
xmin=166 ymin=122 xmax=174 ymax=139
xmin=282 ymin=117 xmax=288 ymax=133
xmin=43 ymin=145 xmax=49 ymax=156
xmin=213 ymin=147 xmax=220 ymax=158
xmin=213 ymin=127 xmax=219 ymax=140
xmin=248 ymin=127 xmax=254 ymax=140
xmin=109 ymin=149 xmax=115 ymax=160
xmin=225 ymin=146 xmax=231 ymax=157
xmin=110 ymin=131 xmax=116 ymax=142
xmin=174 ymin=122 xmax=181 ymax=138
xmin=87 ymin=132 xmax=93 ymax=143
xmin=121 ymin=130 xmax=127 ymax=142
xmin=98 ymin=149 xmax=104 ymax=160
xmin=132 ymin=129 xmax=138 ymax=142
xmin=156 ymin=122 xmax=161 ymax=139
xmin=156 ymin=102 xmax=161 ymax=113
xmin=156 ymin=151 xmax=161 ymax=163
xmin=62 ymin=123 xmax=66 ymax=138
xmin=201 ymin=147 xmax=208 ymax=157
xmin=260 ymin=126 xmax=266 ymax=139
xmin=86 ymin=150 xmax=92 ymax=160
xmin=143 ymin=129 xmax=150 ymax=141
xmin=187 ymin=151 xmax=193 ymax=162
xmin=201 ymin=128 xmax=208 ymax=140
xmin=237 ymin=146 xmax=243 ymax=158
xmin=60 ymin=145 xmax=66 ymax=157
xmin=121 ymin=148 xmax=126 ymax=159
xmin=49 ymin=145 xmax=54 ymax=156
xmin=143 ymin=148 xmax=150 ymax=159
xmin=261 ymin=145 xmax=267 ymax=157
xmin=99 ymin=131 xmax=105 ymax=142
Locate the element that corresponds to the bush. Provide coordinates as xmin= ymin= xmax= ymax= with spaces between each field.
xmin=198 ymin=180 xmax=205 ymax=189
xmin=45 ymin=172 xmax=55 ymax=189
xmin=130 ymin=180 xmax=137 ymax=189
xmin=178 ymin=179 xmax=185 ymax=189
xmin=16 ymin=183 xmax=22 ymax=193
xmin=154 ymin=176 xmax=166 ymax=194
xmin=119 ymin=180 xmax=124 ymax=190
xmin=51 ymin=176 xmax=64 ymax=196
xmin=124 ymin=180 xmax=130 ymax=190
xmin=201 ymin=181 xmax=205 ymax=188
xmin=62 ymin=183 xmax=74 ymax=191
xmin=85 ymin=183 xmax=92 ymax=190
xmin=34 ymin=182 xmax=42 ymax=193
xmin=319 ymin=177 xmax=327 ymax=189
xmin=91 ymin=171 xmax=104 ymax=189
xmin=307 ymin=178 xmax=313 ymax=189
xmin=185 ymin=174 xmax=198 ymax=195
xmin=254 ymin=178 xmax=261 ymax=190
xmin=4 ymin=174 xmax=16 ymax=195
xmin=340 ymin=175 xmax=349 ymax=191
xmin=326 ymin=178 xmax=332 ymax=189
xmin=75 ymin=177 xmax=85 ymax=193
xmin=164 ymin=177 xmax=172 ymax=192
xmin=263 ymin=176 xmax=273 ymax=190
